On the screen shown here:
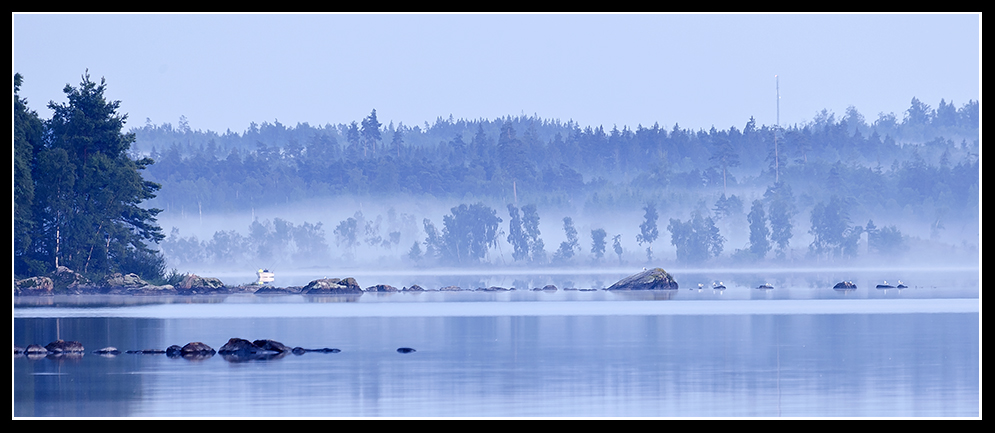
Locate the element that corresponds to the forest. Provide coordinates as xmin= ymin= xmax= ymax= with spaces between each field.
xmin=14 ymin=72 xmax=980 ymax=283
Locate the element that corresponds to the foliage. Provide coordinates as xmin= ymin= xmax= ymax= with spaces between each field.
xmin=507 ymin=204 xmax=529 ymax=262
xmin=521 ymin=204 xmax=546 ymax=264
xmin=667 ymin=211 xmax=724 ymax=264
xmin=590 ymin=228 xmax=607 ymax=262
xmin=15 ymin=72 xmax=164 ymax=279
xmin=866 ymin=220 xmax=906 ymax=256
xmin=14 ymin=73 xmax=44 ymax=276
xmin=612 ymin=234 xmax=623 ymax=265
xmin=553 ymin=216 xmax=580 ymax=262
xmin=763 ymin=182 xmax=796 ymax=258
xmin=441 ymin=203 xmax=502 ymax=265
xmin=747 ymin=200 xmax=771 ymax=259
xmin=636 ymin=203 xmax=659 ymax=261
xmin=808 ymin=196 xmax=863 ymax=260
xmin=334 ymin=216 xmax=360 ymax=250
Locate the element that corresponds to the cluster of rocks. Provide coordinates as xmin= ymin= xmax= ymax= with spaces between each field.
xmin=13 ymin=267 xmax=227 ymax=296
xmin=14 ymin=338 xmax=347 ymax=362
xmin=15 ymin=267 xmax=687 ymax=296
xmin=13 ymin=339 xmax=87 ymax=358
xmin=14 ymin=338 xmax=424 ymax=362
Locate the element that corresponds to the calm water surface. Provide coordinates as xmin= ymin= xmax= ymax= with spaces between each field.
xmin=13 ymin=268 xmax=980 ymax=418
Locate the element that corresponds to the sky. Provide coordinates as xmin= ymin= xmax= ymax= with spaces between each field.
xmin=13 ymin=13 xmax=981 ymax=135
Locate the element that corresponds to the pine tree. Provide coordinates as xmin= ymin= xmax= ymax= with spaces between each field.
xmin=637 ymin=203 xmax=659 ymax=261
xmin=747 ymin=200 xmax=771 ymax=259
xmin=14 ymin=73 xmax=45 ymax=277
xmin=29 ymin=71 xmax=164 ymax=278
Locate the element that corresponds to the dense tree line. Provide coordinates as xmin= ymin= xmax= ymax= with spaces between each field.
xmin=14 ymin=71 xmax=979 ymax=278
xmin=15 ymin=72 xmax=166 ymax=281
xmin=142 ymin=97 xmax=976 ymax=269
xmin=135 ymin=100 xmax=977 ymax=224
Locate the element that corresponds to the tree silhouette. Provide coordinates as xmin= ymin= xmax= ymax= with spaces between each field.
xmin=637 ymin=203 xmax=659 ymax=261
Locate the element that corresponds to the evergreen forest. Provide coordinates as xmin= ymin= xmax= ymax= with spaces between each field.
xmin=14 ymin=72 xmax=980 ymax=283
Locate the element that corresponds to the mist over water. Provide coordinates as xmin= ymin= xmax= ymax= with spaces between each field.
xmin=155 ymin=192 xmax=979 ymax=290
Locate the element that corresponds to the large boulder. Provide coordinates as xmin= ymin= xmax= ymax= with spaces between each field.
xmin=176 ymin=274 xmax=227 ymax=294
xmin=15 ymin=266 xmax=92 ymax=295
xmin=833 ymin=281 xmax=857 ymax=290
xmin=105 ymin=272 xmax=147 ymax=288
xmin=607 ymin=268 xmax=679 ymax=291
xmin=94 ymin=272 xmax=176 ymax=295
xmin=45 ymin=339 xmax=85 ymax=353
xmin=252 ymin=339 xmax=291 ymax=353
xmin=14 ymin=276 xmax=54 ymax=296
xmin=126 ymin=284 xmax=177 ymax=295
xmin=218 ymin=338 xmax=259 ymax=354
xmin=365 ymin=284 xmax=398 ymax=292
xmin=253 ymin=285 xmax=302 ymax=294
xmin=50 ymin=266 xmax=90 ymax=292
xmin=170 ymin=342 xmax=215 ymax=359
xmin=219 ymin=338 xmax=290 ymax=361
xmin=303 ymin=277 xmax=362 ymax=294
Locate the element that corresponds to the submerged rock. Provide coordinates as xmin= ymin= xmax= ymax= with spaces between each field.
xmin=476 ymin=286 xmax=509 ymax=291
xmin=254 ymin=286 xmax=302 ymax=294
xmin=126 ymin=349 xmax=166 ymax=354
xmin=94 ymin=347 xmax=121 ymax=355
xmin=25 ymin=344 xmax=49 ymax=356
xmin=607 ymin=268 xmax=679 ymax=291
xmin=292 ymin=347 xmax=341 ymax=355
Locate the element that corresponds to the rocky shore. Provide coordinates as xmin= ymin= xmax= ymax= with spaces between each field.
xmin=14 ymin=267 xmax=690 ymax=297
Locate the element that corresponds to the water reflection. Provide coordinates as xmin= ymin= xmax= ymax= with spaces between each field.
xmin=14 ymin=309 xmax=979 ymax=417
xmin=13 ymin=268 xmax=979 ymax=417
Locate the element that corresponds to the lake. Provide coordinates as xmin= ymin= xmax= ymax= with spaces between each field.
xmin=13 ymin=267 xmax=980 ymax=418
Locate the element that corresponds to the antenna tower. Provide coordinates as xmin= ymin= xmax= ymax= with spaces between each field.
xmin=774 ymin=75 xmax=780 ymax=184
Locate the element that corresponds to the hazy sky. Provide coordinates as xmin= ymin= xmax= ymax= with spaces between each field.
xmin=13 ymin=13 xmax=980 ymax=135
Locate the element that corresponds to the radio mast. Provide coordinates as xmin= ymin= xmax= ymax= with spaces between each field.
xmin=774 ymin=75 xmax=780 ymax=184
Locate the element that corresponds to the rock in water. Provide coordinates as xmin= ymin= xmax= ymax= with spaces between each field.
xmin=303 ymin=278 xmax=363 ymax=294
xmin=252 ymin=339 xmax=291 ymax=353
xmin=397 ymin=347 xmax=416 ymax=354
xmin=218 ymin=338 xmax=258 ymax=355
xmin=45 ymin=339 xmax=85 ymax=353
xmin=607 ymin=268 xmax=679 ymax=291
xmin=180 ymin=342 xmax=215 ymax=356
